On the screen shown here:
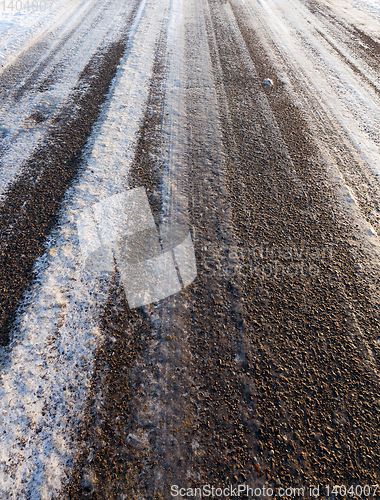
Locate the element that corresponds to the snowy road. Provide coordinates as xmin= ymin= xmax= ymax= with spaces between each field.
xmin=0 ymin=0 xmax=380 ymax=498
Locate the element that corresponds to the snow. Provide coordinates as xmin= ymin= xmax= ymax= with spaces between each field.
xmin=0 ymin=0 xmax=173 ymax=497
xmin=0 ymin=0 xmax=380 ymax=496
xmin=321 ymin=0 xmax=380 ymax=38
xmin=0 ymin=0 xmax=62 ymax=67
xmin=237 ymin=0 xmax=380 ymax=229
xmin=0 ymin=0 xmax=135 ymax=198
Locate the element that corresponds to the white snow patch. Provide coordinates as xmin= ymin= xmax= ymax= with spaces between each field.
xmin=0 ymin=0 xmax=171 ymax=497
xmin=238 ymin=0 xmax=380 ymax=211
xmin=322 ymin=0 xmax=380 ymax=38
xmin=0 ymin=0 xmax=137 ymax=198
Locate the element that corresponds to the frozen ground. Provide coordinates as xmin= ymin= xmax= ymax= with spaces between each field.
xmin=0 ymin=0 xmax=62 ymax=66
xmin=236 ymin=0 xmax=380 ymax=236
xmin=0 ymin=0 xmax=133 ymax=197
xmin=0 ymin=0 xmax=168 ymax=496
xmin=321 ymin=0 xmax=380 ymax=37
xmin=0 ymin=0 xmax=380 ymax=497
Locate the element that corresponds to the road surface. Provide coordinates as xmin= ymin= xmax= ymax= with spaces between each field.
xmin=0 ymin=0 xmax=380 ymax=498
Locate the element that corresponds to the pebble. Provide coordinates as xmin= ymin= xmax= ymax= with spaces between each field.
xmin=262 ymin=78 xmax=274 ymax=87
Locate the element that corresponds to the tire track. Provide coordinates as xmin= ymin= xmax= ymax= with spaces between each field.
xmin=64 ymin=1 xmax=201 ymax=497
xmin=0 ymin=0 xmax=136 ymax=195
xmin=67 ymin=0 xmax=380 ymax=495
xmin=302 ymin=0 xmax=380 ymax=74
xmin=4 ymin=0 xmax=380 ymax=496
xmin=0 ymin=1 xmax=141 ymax=346
xmin=207 ymin=0 xmax=380 ymax=485
xmin=0 ymin=0 xmax=172 ymax=496
xmin=231 ymin=0 xmax=380 ymax=277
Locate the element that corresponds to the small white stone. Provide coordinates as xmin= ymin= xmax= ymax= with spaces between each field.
xmin=262 ymin=78 xmax=274 ymax=87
